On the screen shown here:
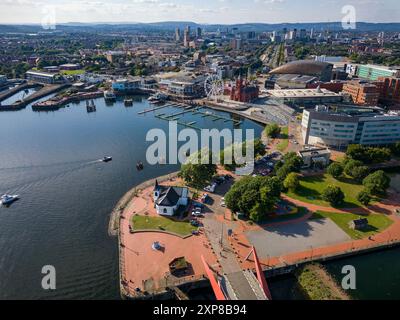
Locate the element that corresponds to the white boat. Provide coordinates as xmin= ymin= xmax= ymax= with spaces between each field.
xmin=104 ymin=90 xmax=116 ymax=101
xmin=1 ymin=194 xmax=19 ymax=206
xmin=148 ymin=93 xmax=168 ymax=104
xmin=124 ymin=99 xmax=133 ymax=106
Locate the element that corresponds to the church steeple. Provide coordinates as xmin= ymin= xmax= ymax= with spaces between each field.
xmin=154 ymin=179 xmax=159 ymax=191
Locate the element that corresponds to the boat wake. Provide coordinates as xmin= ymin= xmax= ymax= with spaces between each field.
xmin=0 ymin=158 xmax=110 ymax=195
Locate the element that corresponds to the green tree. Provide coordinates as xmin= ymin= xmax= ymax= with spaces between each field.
xmin=225 ymin=176 xmax=281 ymax=221
xmin=322 ymin=185 xmax=345 ymax=207
xmin=327 ymin=163 xmax=343 ymax=179
xmin=363 ymin=170 xmax=391 ymax=196
xmin=179 ymin=151 xmax=217 ymax=188
xmin=368 ymin=147 xmax=391 ymax=164
xmin=357 ymin=189 xmax=372 ymax=206
xmin=346 ymin=145 xmax=367 ymax=162
xmin=344 ymin=159 xmax=363 ymax=176
xmin=351 ymin=166 xmax=370 ymax=182
xmin=265 ymin=123 xmax=281 ymax=138
xmin=347 ymin=144 xmax=391 ymax=164
xmin=284 ymin=173 xmax=300 ymax=192
xmin=390 ymin=142 xmax=400 ymax=156
xmin=275 ymin=152 xmax=304 ymax=181
xmin=249 ymin=203 xmax=264 ymax=223
xmin=276 ymin=164 xmax=293 ymax=181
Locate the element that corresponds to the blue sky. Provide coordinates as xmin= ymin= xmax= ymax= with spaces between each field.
xmin=0 ymin=0 xmax=399 ymax=24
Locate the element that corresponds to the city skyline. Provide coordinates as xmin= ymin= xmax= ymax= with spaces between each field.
xmin=0 ymin=0 xmax=399 ymax=25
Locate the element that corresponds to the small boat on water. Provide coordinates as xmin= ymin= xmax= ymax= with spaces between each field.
xmin=86 ymin=100 xmax=96 ymax=113
xmin=104 ymin=90 xmax=116 ymax=102
xmin=124 ymin=99 xmax=133 ymax=106
xmin=136 ymin=161 xmax=144 ymax=171
xmin=102 ymin=156 xmax=113 ymax=163
xmin=1 ymin=194 xmax=19 ymax=206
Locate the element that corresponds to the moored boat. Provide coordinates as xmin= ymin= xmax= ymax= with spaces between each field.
xmin=124 ymin=99 xmax=133 ymax=106
xmin=104 ymin=90 xmax=116 ymax=101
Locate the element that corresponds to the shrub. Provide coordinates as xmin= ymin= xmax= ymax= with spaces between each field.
xmin=322 ymin=185 xmax=345 ymax=207
xmin=327 ymin=163 xmax=343 ymax=179
xmin=284 ymin=173 xmax=300 ymax=192
xmin=350 ymin=166 xmax=370 ymax=182
xmin=344 ymin=159 xmax=363 ymax=176
xmin=363 ymin=170 xmax=391 ymax=196
xmin=265 ymin=123 xmax=281 ymax=138
xmin=357 ymin=189 xmax=372 ymax=206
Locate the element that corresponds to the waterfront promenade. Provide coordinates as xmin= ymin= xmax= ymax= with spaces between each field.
xmin=114 ymin=166 xmax=400 ymax=299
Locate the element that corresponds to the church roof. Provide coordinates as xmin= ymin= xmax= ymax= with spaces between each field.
xmin=157 ymin=187 xmax=181 ymax=207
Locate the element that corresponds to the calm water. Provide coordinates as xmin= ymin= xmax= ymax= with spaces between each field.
xmin=324 ymin=247 xmax=400 ymax=300
xmin=0 ymin=95 xmax=263 ymax=299
xmin=268 ymin=247 xmax=400 ymax=300
xmin=1 ymin=88 xmax=37 ymax=105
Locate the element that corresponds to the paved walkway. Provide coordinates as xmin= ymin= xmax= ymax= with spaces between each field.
xmin=228 ymin=192 xmax=400 ymax=271
xmin=203 ymin=216 xmax=262 ymax=300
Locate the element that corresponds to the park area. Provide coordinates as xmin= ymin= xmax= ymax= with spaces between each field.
xmin=276 ymin=126 xmax=289 ymax=152
xmin=131 ymin=215 xmax=197 ymax=237
xmin=312 ymin=211 xmax=393 ymax=240
xmin=286 ymin=174 xmax=374 ymax=208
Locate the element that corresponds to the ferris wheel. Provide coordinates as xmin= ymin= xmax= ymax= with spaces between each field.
xmin=204 ymin=74 xmax=224 ymax=100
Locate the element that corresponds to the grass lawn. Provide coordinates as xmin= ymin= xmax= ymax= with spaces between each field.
xmin=131 ymin=215 xmax=197 ymax=237
xmin=311 ymin=211 xmax=393 ymax=240
xmin=60 ymin=69 xmax=85 ymax=76
xmin=296 ymin=264 xmax=350 ymax=300
xmin=287 ymin=174 xmax=373 ymax=208
xmin=276 ymin=127 xmax=289 ymax=152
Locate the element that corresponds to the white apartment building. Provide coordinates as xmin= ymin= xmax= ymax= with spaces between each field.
xmin=302 ymin=105 xmax=400 ymax=148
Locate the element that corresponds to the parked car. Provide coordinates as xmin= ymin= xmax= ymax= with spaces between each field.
xmin=191 ymin=220 xmax=200 ymax=227
xmin=204 ymin=183 xmax=217 ymax=193
xmin=193 ymin=202 xmax=203 ymax=209
xmin=200 ymin=193 xmax=209 ymax=203
xmin=192 ymin=207 xmax=202 ymax=217
xmin=220 ymin=198 xmax=226 ymax=207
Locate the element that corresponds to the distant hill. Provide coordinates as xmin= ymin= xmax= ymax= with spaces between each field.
xmin=1 ymin=21 xmax=400 ymax=34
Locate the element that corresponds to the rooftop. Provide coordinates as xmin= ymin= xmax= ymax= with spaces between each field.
xmin=270 ymin=60 xmax=333 ymax=76
xmin=266 ymin=88 xmax=341 ymax=98
xmin=310 ymin=104 xmax=400 ymax=119
xmin=299 ymin=148 xmax=331 ymax=158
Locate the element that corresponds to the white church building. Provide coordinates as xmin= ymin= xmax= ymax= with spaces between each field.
xmin=153 ymin=180 xmax=189 ymax=216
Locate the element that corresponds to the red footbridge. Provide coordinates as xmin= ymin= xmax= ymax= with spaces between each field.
xmin=202 ymin=246 xmax=272 ymax=301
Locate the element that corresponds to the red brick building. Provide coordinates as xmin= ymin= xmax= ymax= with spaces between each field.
xmin=228 ymin=77 xmax=259 ymax=103
xmin=377 ymin=77 xmax=400 ymax=109
xmin=307 ymin=81 xmax=344 ymax=93
xmin=342 ymin=81 xmax=380 ymax=106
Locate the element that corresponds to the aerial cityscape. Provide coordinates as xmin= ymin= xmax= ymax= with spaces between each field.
xmin=1 ymin=0 xmax=400 ymax=305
